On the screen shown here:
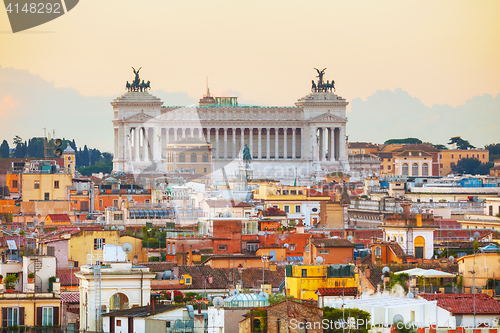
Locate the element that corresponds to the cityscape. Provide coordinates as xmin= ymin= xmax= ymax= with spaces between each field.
xmin=1 ymin=1 xmax=500 ymax=333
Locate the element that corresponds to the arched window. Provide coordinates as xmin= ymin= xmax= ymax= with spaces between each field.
xmin=190 ymin=153 xmax=197 ymax=162
xmin=110 ymin=293 xmax=129 ymax=310
xmin=412 ymin=163 xmax=419 ymax=176
xmin=402 ymin=163 xmax=409 ymax=176
xmin=375 ymin=246 xmax=382 ymax=256
xmin=202 ymin=153 xmax=209 ymax=162
xmin=179 ymin=153 xmax=185 ymax=162
xmin=422 ymin=163 xmax=429 ymax=176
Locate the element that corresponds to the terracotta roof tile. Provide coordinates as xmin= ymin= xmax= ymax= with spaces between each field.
xmin=316 ymin=287 xmax=358 ymax=296
xmin=61 ymin=292 xmax=80 ymax=304
xmin=419 ymin=293 xmax=500 ymax=314
xmin=311 ymin=238 xmax=354 ymax=248
xmin=56 ymin=268 xmax=79 ymax=286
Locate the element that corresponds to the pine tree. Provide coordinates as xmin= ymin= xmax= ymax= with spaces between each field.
xmin=0 ymin=140 xmax=9 ymax=158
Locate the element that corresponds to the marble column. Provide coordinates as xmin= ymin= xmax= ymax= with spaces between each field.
xmin=258 ymin=128 xmax=262 ymax=159
xmin=292 ymin=128 xmax=296 ymax=159
xmin=134 ymin=127 xmax=140 ymax=162
xmin=215 ymin=129 xmax=219 ymax=160
xmin=241 ymin=128 xmax=245 ymax=155
xmin=283 ymin=128 xmax=288 ymax=159
xmin=153 ymin=126 xmax=159 ymax=162
xmin=143 ymin=128 xmax=150 ymax=161
xmin=330 ymin=128 xmax=335 ymax=161
xmin=249 ymin=128 xmax=253 ymax=158
xmin=206 ymin=128 xmax=210 ymax=145
xmin=275 ymin=128 xmax=279 ymax=160
xmin=232 ymin=128 xmax=237 ymax=159
xmin=182 ymin=128 xmax=186 ymax=139
xmin=174 ymin=128 xmax=178 ymax=143
xmin=266 ymin=128 xmax=270 ymax=160
xmin=223 ymin=128 xmax=228 ymax=159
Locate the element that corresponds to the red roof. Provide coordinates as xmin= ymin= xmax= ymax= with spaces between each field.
xmin=316 ymin=287 xmax=358 ymax=296
xmin=56 ymin=268 xmax=80 ymax=286
xmin=46 ymin=214 xmax=71 ymax=222
xmin=61 ymin=292 xmax=80 ymax=304
xmin=419 ymin=294 xmax=500 ymax=314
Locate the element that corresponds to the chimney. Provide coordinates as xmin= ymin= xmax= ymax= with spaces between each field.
xmin=198 ymin=302 xmax=202 ymax=314
xmin=309 ymin=237 xmax=313 ymax=264
xmin=188 ymin=245 xmax=193 ymax=266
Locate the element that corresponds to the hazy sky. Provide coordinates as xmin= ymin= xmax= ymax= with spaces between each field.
xmin=1 ymin=0 xmax=499 ymax=151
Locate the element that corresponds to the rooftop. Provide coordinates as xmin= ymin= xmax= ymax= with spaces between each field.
xmin=419 ymin=293 xmax=500 ymax=314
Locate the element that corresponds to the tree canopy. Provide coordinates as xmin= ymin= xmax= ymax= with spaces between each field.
xmin=448 ymin=136 xmax=475 ymax=150
xmin=485 ymin=143 xmax=500 ymax=162
xmin=0 ymin=140 xmax=9 ymax=158
xmin=452 ymin=157 xmax=493 ymax=175
xmin=384 ymin=138 xmax=422 ymax=145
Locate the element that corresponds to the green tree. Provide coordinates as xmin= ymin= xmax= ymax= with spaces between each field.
xmin=432 ymin=144 xmax=448 ymax=150
xmin=448 ymin=136 xmax=475 ymax=150
xmin=0 ymin=140 xmax=9 ymax=158
xmin=323 ymin=307 xmax=371 ymax=333
xmin=452 ymin=157 xmax=493 ymax=175
xmin=268 ymin=293 xmax=296 ymax=305
xmin=384 ymin=138 xmax=422 ymax=145
xmin=485 ymin=143 xmax=500 ymax=162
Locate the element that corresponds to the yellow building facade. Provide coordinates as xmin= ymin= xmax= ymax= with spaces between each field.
xmin=165 ymin=139 xmax=212 ymax=177
xmin=285 ymin=264 xmax=358 ymax=301
xmin=68 ymin=231 xmax=145 ymax=267
xmin=21 ymin=172 xmax=72 ymax=202
xmin=439 ymin=149 xmax=489 ymax=176
xmin=0 ymin=293 xmax=61 ymax=327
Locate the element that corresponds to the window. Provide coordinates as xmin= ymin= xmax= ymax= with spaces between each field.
xmin=318 ymin=249 xmax=330 ymax=254
xmin=482 ymin=154 xmax=485 ymax=159
xmin=374 ymin=246 xmax=381 ymax=256
xmin=311 ymin=207 xmax=318 ymax=213
xmin=202 ymin=153 xmax=209 ymax=162
xmin=388 ymin=165 xmax=391 ymax=170
xmin=412 ymin=163 xmax=419 ymax=176
xmin=113 ymin=199 xmax=118 ymax=207
xmin=34 ymin=180 xmax=40 ymax=189
xmin=117 ymin=320 xmax=121 ymax=327
xmin=42 ymin=307 xmax=53 ymax=326
xmin=99 ymin=199 xmax=103 ymax=207
xmin=400 ymin=236 xmax=404 ymax=243
xmin=301 ymin=269 xmax=307 ymax=277
xmin=422 ymin=163 xmax=429 ymax=176
xmin=291 ymin=190 xmax=297 ymax=195
xmin=451 ymin=154 xmax=454 ymax=159
xmin=439 ymin=154 xmax=442 ymax=159
xmin=7 ymin=307 xmax=19 ymax=327
xmin=114 ymin=214 xmax=123 ymax=221
xmin=295 ymin=205 xmax=301 ymax=213
xmin=466 ymin=154 xmax=469 ymax=158
xmin=218 ymin=245 xmax=227 ymax=251
xmin=203 ymin=168 xmax=207 ymax=173
xmin=247 ymin=243 xmax=259 ymax=252
xmin=54 ymin=180 xmax=59 ymax=189
xmin=289 ymin=244 xmax=296 ymax=251
xmin=145 ymin=199 xmax=150 ymax=204
xmin=283 ymin=190 xmax=289 ymax=195
xmin=94 ymin=238 xmax=105 ymax=250
xmin=185 ymin=277 xmax=192 ymax=285
xmin=12 ymin=180 xmax=18 ymax=188
xmin=402 ymin=163 xmax=408 ymax=176
xmin=179 ymin=153 xmax=185 ymax=162
xmin=459 ymin=154 xmax=462 ymax=159
xmin=44 ymin=193 xmax=50 ymax=201
xmin=284 ymin=205 xmax=290 ymax=213
xmin=190 ymin=153 xmax=197 ymax=162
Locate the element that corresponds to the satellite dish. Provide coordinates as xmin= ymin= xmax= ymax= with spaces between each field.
xmin=118 ymin=226 xmax=125 ymax=231
xmin=397 ymin=207 xmax=404 ymax=214
xmin=122 ymin=243 xmax=133 ymax=254
xmin=315 ymin=256 xmax=324 ymax=265
xmin=33 ymin=218 xmax=38 ymax=225
xmin=410 ymin=208 xmax=418 ymax=214
xmin=469 ymin=237 xmax=474 ymax=242
xmin=213 ymin=296 xmax=224 ymax=309
xmin=259 ymin=291 xmax=269 ymax=299
xmin=111 ymin=226 xmax=116 ymax=230
xmin=474 ymin=231 xmax=480 ymax=240
xmin=225 ymin=212 xmax=232 ymax=217
xmin=382 ymin=266 xmax=390 ymax=274
xmin=127 ymin=195 xmax=132 ymax=201
xmin=448 ymin=256 xmax=454 ymax=262
xmin=381 ymin=275 xmax=385 ymax=281
xmin=393 ymin=314 xmax=404 ymax=324
xmin=283 ymin=243 xmax=289 ymax=248
xmin=347 ymin=235 xmax=353 ymax=242
xmin=229 ymin=289 xmax=239 ymax=296
xmin=407 ymin=292 xmax=414 ymax=299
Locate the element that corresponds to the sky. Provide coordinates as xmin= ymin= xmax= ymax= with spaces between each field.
xmin=0 ymin=0 xmax=499 ymax=151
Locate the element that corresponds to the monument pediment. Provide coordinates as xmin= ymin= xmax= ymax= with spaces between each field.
xmin=309 ymin=112 xmax=346 ymax=123
xmin=124 ymin=111 xmax=157 ymax=123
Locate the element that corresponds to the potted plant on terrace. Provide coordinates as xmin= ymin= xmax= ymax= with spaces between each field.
xmin=4 ymin=274 xmax=18 ymax=293
xmin=0 ymin=274 xmax=3 ymax=284
xmin=28 ymin=273 xmax=35 ymax=283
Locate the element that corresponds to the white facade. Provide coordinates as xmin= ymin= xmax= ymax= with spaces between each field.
xmin=112 ymin=87 xmax=349 ymax=183
xmin=76 ymin=262 xmax=155 ymax=332
xmin=382 ymin=227 xmax=435 ymax=259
